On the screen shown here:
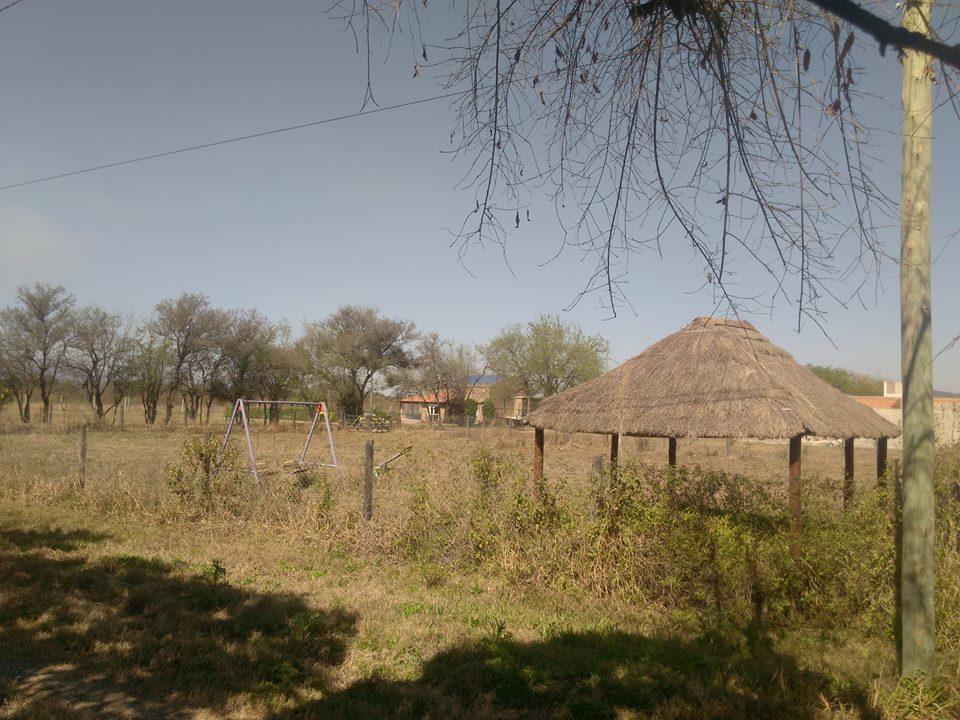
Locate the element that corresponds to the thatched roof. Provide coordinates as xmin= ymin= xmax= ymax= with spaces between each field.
xmin=525 ymin=317 xmax=900 ymax=440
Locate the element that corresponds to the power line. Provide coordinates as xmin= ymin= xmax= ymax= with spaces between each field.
xmin=0 ymin=90 xmax=468 ymax=192
xmin=0 ymin=0 xmax=26 ymax=13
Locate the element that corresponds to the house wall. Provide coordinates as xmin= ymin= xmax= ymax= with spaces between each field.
xmin=855 ymin=398 xmax=960 ymax=447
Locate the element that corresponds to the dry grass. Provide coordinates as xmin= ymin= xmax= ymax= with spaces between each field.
xmin=0 ymin=421 xmax=957 ymax=719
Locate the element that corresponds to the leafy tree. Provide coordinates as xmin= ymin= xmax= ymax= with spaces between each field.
xmin=301 ymin=306 xmax=416 ymax=416
xmin=807 ymin=365 xmax=883 ymax=396
xmin=0 ymin=284 xmax=75 ymax=423
xmin=485 ymin=315 xmax=607 ymax=397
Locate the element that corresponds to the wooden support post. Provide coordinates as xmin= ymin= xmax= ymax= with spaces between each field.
xmin=119 ymin=397 xmax=125 ymax=430
xmin=788 ymin=435 xmax=802 ymax=535
xmin=843 ymin=438 xmax=855 ymax=510
xmin=77 ymin=424 xmax=87 ymax=490
xmin=609 ymin=434 xmax=619 ymax=466
xmin=899 ymin=0 xmax=936 ymax=677
xmin=533 ymin=427 xmax=545 ymax=484
xmin=877 ymin=437 xmax=889 ymax=484
xmin=590 ymin=455 xmax=605 ymax=521
xmin=363 ymin=440 xmax=374 ymax=520
xmin=668 ymin=437 xmax=677 ymax=467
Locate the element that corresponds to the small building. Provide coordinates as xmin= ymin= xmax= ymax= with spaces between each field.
xmin=855 ymin=387 xmax=960 ymax=446
xmin=396 ymin=375 xmax=542 ymax=425
xmin=397 ymin=375 xmax=498 ymax=425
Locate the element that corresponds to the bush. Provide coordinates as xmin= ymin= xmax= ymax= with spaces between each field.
xmin=464 ymin=398 xmax=478 ymax=422
xmin=482 ymin=399 xmax=495 ymax=421
xmin=165 ymin=434 xmax=243 ymax=513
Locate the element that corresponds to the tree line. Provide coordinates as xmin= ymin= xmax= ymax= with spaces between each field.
xmin=0 ymin=283 xmax=609 ymax=424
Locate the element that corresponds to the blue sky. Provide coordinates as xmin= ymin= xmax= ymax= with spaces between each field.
xmin=0 ymin=1 xmax=957 ymax=390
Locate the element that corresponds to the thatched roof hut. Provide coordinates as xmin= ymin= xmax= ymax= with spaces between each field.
xmin=525 ymin=317 xmax=900 ymax=526
xmin=526 ymin=317 xmax=900 ymax=440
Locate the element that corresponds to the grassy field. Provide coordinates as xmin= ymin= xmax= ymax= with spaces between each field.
xmin=0 ymin=421 xmax=957 ymax=719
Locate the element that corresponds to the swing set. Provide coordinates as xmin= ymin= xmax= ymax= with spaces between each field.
xmin=213 ymin=399 xmax=340 ymax=486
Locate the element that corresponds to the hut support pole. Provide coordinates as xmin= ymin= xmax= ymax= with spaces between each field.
xmin=788 ymin=436 xmax=802 ymax=535
xmin=533 ymin=427 xmax=545 ymax=486
xmin=877 ymin=438 xmax=888 ymax=483
xmin=843 ymin=438 xmax=855 ymax=510
xmin=668 ymin=438 xmax=677 ymax=467
xmin=609 ymin=434 xmax=619 ymax=466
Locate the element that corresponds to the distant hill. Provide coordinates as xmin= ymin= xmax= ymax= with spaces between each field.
xmin=807 ymin=365 xmax=883 ymax=396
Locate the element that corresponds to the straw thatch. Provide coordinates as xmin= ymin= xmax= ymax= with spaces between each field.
xmin=525 ymin=317 xmax=900 ymax=440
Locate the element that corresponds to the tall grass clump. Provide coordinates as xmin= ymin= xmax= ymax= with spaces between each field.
xmin=457 ymin=443 xmax=960 ymax=668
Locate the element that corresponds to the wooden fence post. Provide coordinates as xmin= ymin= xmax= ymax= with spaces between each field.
xmin=77 ymin=424 xmax=87 ymax=489
xmin=843 ymin=438 xmax=855 ymax=510
xmin=590 ymin=455 xmax=605 ymax=521
xmin=363 ymin=440 xmax=374 ymax=520
xmin=788 ymin=435 xmax=802 ymax=536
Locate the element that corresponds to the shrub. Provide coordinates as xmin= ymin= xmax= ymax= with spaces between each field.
xmin=165 ymin=433 xmax=242 ymax=513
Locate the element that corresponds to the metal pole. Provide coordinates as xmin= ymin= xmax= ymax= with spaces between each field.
xmin=210 ymin=400 xmax=239 ymax=484
xmin=299 ymin=405 xmax=322 ymax=465
xmin=239 ymin=399 xmax=260 ymax=486
xmin=321 ymin=403 xmax=341 ymax=481
xmin=899 ymin=0 xmax=936 ymax=675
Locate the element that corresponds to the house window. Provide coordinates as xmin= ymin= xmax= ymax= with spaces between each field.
xmin=401 ymin=403 xmax=421 ymax=421
xmin=427 ymin=404 xmax=440 ymax=418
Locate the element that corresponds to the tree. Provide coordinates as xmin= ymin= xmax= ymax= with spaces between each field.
xmin=148 ymin=293 xmax=220 ymax=425
xmin=221 ymin=309 xmax=280 ymax=401
xmin=398 ymin=334 xmax=485 ymax=419
xmin=181 ymin=308 xmax=232 ymax=424
xmin=0 ymin=326 xmax=36 ymax=423
xmin=130 ymin=331 xmax=171 ymax=425
xmin=485 ymin=315 xmax=607 ymax=397
xmin=65 ymin=306 xmax=133 ymax=420
xmin=807 ymin=365 xmax=882 ymax=396
xmin=344 ymin=0 xmax=960 ymax=323
xmin=0 ymin=284 xmax=75 ymax=423
xmin=301 ymin=306 xmax=416 ymax=416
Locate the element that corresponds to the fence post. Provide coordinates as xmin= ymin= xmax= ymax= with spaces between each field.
xmin=77 ymin=424 xmax=87 ymax=489
xmin=590 ymin=455 xmax=605 ymax=522
xmin=363 ymin=440 xmax=374 ymax=520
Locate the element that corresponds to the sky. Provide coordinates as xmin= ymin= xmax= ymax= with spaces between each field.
xmin=0 ymin=0 xmax=958 ymax=391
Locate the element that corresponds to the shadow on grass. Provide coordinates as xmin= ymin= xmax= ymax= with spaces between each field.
xmin=272 ymin=628 xmax=880 ymax=720
xmin=0 ymin=526 xmax=357 ymax=719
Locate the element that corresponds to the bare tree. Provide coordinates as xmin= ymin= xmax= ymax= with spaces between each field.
xmin=0 ymin=326 xmax=36 ymax=423
xmin=301 ymin=305 xmax=417 ymax=416
xmin=338 ymin=0 xmax=960 ymax=326
xmin=182 ymin=308 xmax=232 ymax=423
xmin=148 ymin=293 xmax=220 ymax=425
xmin=0 ymin=284 xmax=75 ymax=423
xmin=65 ymin=306 xmax=133 ymax=421
xmin=222 ymin=309 xmax=281 ymax=401
xmin=131 ymin=331 xmax=171 ymax=425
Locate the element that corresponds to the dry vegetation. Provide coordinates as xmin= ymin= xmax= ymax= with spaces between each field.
xmin=1 ymin=417 xmax=958 ymax=719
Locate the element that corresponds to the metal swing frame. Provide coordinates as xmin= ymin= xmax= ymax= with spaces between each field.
xmin=213 ymin=399 xmax=340 ymax=486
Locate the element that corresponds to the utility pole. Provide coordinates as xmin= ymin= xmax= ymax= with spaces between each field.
xmin=899 ymin=0 xmax=936 ymax=678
